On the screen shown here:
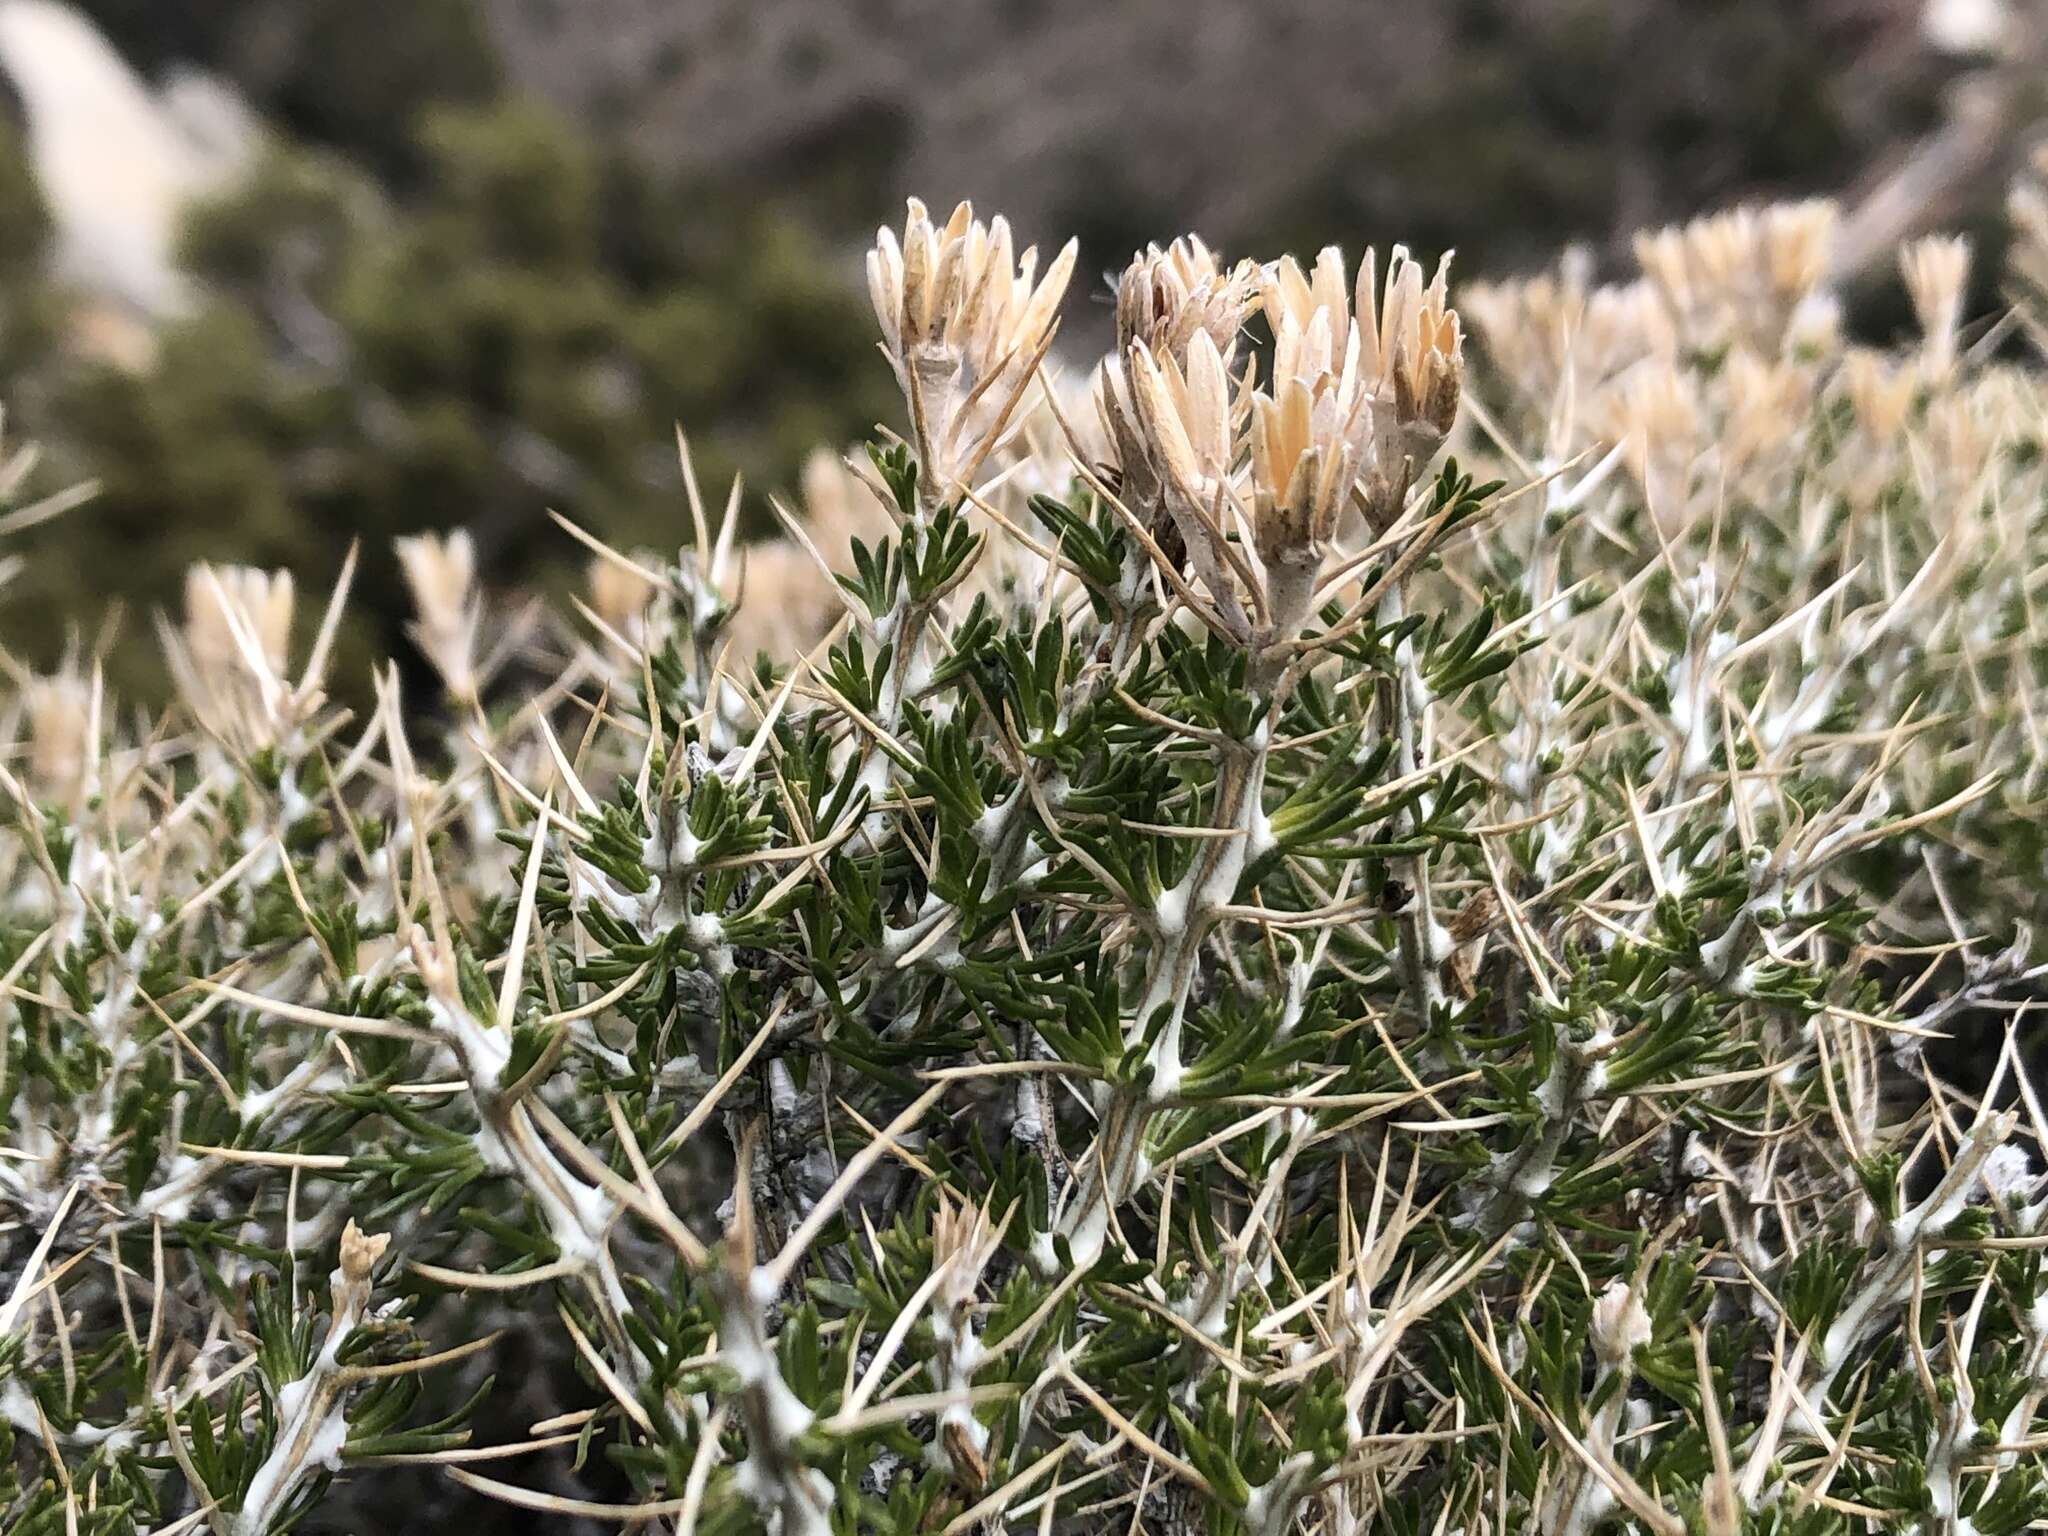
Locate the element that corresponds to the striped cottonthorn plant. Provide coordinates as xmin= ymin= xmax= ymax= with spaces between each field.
xmin=2 ymin=193 xmax=2047 ymax=1536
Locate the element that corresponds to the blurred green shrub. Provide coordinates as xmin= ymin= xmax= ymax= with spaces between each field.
xmin=77 ymin=0 xmax=501 ymax=178
xmin=0 ymin=100 xmax=892 ymax=700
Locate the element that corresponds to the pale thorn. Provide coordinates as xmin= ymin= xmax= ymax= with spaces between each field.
xmin=548 ymin=507 xmax=669 ymax=600
xmin=0 ymin=1180 xmax=81 ymax=1338
xmin=534 ymin=710 xmax=599 ymax=820
xmin=723 ymin=662 xmax=804 ymax=786
xmin=768 ymin=492 xmax=870 ymax=626
xmin=297 ymin=539 xmax=358 ymax=705
xmin=670 ymin=424 xmax=711 ymax=556
xmin=725 ymin=539 xmax=850 ymax=664
xmin=495 ymin=793 xmax=551 ymax=1031
xmin=796 ymin=446 xmax=895 ymax=571
xmin=689 ymin=464 xmax=738 ymax=590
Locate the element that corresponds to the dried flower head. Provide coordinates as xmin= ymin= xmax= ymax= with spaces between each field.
xmin=1635 ymin=200 xmax=1838 ymax=352
xmin=1760 ymin=199 xmax=1838 ymax=306
xmin=586 ymin=551 xmax=657 ymax=640
xmin=1117 ymin=328 xmax=1256 ymax=629
xmin=186 ymin=562 xmax=293 ymax=682
xmin=23 ymin=669 xmax=90 ymax=807
xmin=1901 ymin=234 xmax=1972 ymax=378
xmin=867 ymin=198 xmax=1077 ymax=500
xmin=930 ymin=1194 xmax=1002 ymax=1314
xmin=1605 ymin=357 xmax=1702 ymax=529
xmin=1113 ymin=236 xmax=1262 ymax=364
xmin=395 ymin=529 xmax=481 ymax=702
xmin=1463 ymin=257 xmax=1678 ymax=457
xmin=1841 ymin=347 xmax=1919 ymax=442
xmin=1262 ymin=244 xmax=1464 ymax=530
xmin=1367 ymin=247 xmax=1466 ymax=451
xmin=1720 ymin=348 xmax=1814 ymax=483
xmin=1127 ymin=331 xmax=1236 ymax=514
xmin=2009 ymin=150 xmax=2048 ymax=328
xmin=176 ymin=562 xmax=297 ymax=748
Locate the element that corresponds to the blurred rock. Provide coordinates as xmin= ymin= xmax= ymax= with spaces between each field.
xmin=1923 ymin=0 xmax=2012 ymax=55
xmin=0 ymin=0 xmax=253 ymax=361
xmin=477 ymin=0 xmax=1949 ymax=277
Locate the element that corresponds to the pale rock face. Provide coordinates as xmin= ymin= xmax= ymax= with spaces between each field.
xmin=1923 ymin=0 xmax=2011 ymax=55
xmin=0 ymin=0 xmax=254 ymax=329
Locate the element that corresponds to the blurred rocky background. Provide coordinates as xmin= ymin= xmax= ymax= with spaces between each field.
xmin=0 ymin=0 xmax=2038 ymax=699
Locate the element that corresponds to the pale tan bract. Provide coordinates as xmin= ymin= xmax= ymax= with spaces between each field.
xmin=1249 ymin=372 xmax=1358 ymax=568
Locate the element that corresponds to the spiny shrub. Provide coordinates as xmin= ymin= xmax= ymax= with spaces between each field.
xmin=3 ymin=192 xmax=2047 ymax=1536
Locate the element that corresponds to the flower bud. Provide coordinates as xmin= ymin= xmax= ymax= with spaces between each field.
xmin=1590 ymin=1279 xmax=1652 ymax=1365
xmin=332 ymin=1219 xmax=389 ymax=1320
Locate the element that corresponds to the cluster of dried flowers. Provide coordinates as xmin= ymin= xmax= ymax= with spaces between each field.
xmin=3 ymin=184 xmax=2048 ymax=1536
